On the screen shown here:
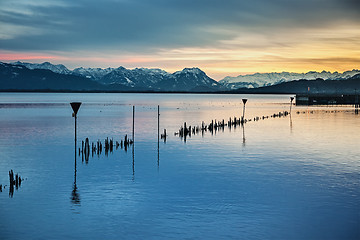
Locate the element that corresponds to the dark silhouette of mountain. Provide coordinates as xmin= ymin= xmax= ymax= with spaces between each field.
xmin=100 ymin=67 xmax=170 ymax=89
xmin=1 ymin=61 xmax=359 ymax=93
xmin=0 ymin=62 xmax=131 ymax=91
xmin=2 ymin=62 xmax=223 ymax=92
xmin=155 ymin=68 xmax=222 ymax=91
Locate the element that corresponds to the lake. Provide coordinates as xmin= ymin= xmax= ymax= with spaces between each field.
xmin=0 ymin=93 xmax=359 ymax=240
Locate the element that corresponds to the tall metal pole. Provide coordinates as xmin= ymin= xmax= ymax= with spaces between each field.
xmin=158 ymin=105 xmax=160 ymax=143
xmin=132 ymin=106 xmax=135 ymax=142
xmin=70 ymin=102 xmax=81 ymax=205
xmin=132 ymin=105 xmax=135 ymax=178
xmin=242 ymin=104 xmax=246 ymax=120
xmin=290 ymin=97 xmax=294 ymax=114
xmin=157 ymin=105 xmax=160 ymax=167
xmin=75 ymin=114 xmax=77 ymax=153
xmin=242 ymin=99 xmax=247 ymax=124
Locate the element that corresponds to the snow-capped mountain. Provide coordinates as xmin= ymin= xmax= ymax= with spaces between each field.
xmin=100 ymin=67 xmax=171 ymax=89
xmin=156 ymin=67 xmax=221 ymax=91
xmin=100 ymin=67 xmax=222 ymax=91
xmin=0 ymin=62 xmax=111 ymax=91
xmin=220 ymin=70 xmax=360 ymax=89
xmin=12 ymin=61 xmax=72 ymax=75
xmin=8 ymin=61 xmax=222 ymax=91
xmin=7 ymin=61 xmax=360 ymax=91
xmin=72 ymin=67 xmax=115 ymax=81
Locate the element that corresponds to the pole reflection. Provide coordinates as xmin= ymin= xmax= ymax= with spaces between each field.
xmin=242 ymin=124 xmax=246 ymax=147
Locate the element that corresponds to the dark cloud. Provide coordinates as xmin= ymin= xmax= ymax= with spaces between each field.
xmin=0 ymin=0 xmax=359 ymax=52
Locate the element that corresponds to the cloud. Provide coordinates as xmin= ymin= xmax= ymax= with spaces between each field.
xmin=0 ymin=0 xmax=359 ymax=51
xmin=0 ymin=0 xmax=359 ymax=78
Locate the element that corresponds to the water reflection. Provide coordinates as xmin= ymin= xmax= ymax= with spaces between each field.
xmin=71 ymin=179 xmax=80 ymax=205
xmin=157 ymin=136 xmax=160 ymax=169
xmin=71 ymin=125 xmax=80 ymax=205
xmin=132 ymin=144 xmax=135 ymax=180
xmin=242 ymin=124 xmax=246 ymax=147
xmin=1 ymin=93 xmax=360 ymax=239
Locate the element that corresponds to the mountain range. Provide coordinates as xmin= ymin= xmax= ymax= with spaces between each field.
xmin=1 ymin=61 xmax=359 ymax=93
xmin=1 ymin=62 xmax=223 ymax=92
xmin=5 ymin=61 xmax=222 ymax=92
xmin=231 ymin=75 xmax=360 ymax=94
xmin=219 ymin=70 xmax=360 ymax=89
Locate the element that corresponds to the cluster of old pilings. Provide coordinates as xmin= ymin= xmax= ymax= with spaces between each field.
xmin=1 ymin=170 xmax=24 ymax=197
xmin=160 ymin=129 xmax=167 ymax=142
xmin=175 ymin=110 xmax=290 ymax=141
xmin=296 ymin=110 xmax=344 ymax=114
xmin=174 ymin=116 xmax=247 ymax=141
xmin=79 ymin=135 xmax=134 ymax=162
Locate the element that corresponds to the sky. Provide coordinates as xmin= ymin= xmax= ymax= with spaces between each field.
xmin=0 ymin=0 xmax=359 ymax=80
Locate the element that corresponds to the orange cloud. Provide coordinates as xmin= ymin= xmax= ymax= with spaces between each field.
xmin=0 ymin=51 xmax=61 ymax=61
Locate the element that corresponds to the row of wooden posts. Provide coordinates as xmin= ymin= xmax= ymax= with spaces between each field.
xmin=175 ymin=110 xmax=291 ymax=141
xmin=70 ymin=98 xmax=296 ymax=146
xmin=71 ymin=103 xmax=167 ymax=162
xmin=0 ymin=169 xmax=23 ymax=197
xmin=175 ymin=98 xmax=293 ymax=141
xmin=79 ymin=135 xmax=134 ymax=162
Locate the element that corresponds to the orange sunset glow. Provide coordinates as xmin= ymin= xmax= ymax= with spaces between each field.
xmin=0 ymin=0 xmax=359 ymax=80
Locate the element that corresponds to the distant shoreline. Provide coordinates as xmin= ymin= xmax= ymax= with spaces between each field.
xmin=0 ymin=89 xmax=295 ymax=95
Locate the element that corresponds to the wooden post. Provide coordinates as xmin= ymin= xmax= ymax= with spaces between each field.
xmin=290 ymin=97 xmax=294 ymax=114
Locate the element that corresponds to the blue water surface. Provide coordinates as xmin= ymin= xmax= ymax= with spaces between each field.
xmin=0 ymin=93 xmax=359 ymax=240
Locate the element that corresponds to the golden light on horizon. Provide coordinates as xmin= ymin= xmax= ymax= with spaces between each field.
xmin=1 ymin=23 xmax=359 ymax=80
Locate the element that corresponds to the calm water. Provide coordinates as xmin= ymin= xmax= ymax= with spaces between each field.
xmin=0 ymin=93 xmax=359 ymax=240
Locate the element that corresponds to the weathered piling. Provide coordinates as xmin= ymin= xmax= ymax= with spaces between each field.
xmin=161 ymin=129 xmax=167 ymax=142
xmin=7 ymin=170 xmax=23 ymax=197
xmin=84 ymin=138 xmax=90 ymax=154
xmin=9 ymin=183 xmax=14 ymax=197
xmin=15 ymin=174 xmax=19 ymax=189
xmin=97 ymin=140 xmax=100 ymax=155
xmin=9 ymin=170 xmax=14 ymax=187
xmin=174 ymin=102 xmax=297 ymax=142
xmin=110 ymin=138 xmax=113 ymax=152
xmin=84 ymin=137 xmax=90 ymax=163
